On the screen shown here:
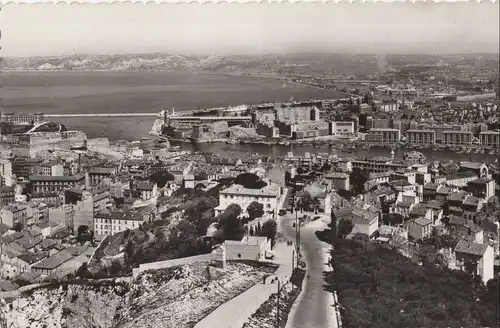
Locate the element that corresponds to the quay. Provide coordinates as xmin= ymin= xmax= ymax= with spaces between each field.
xmin=44 ymin=113 xmax=159 ymax=117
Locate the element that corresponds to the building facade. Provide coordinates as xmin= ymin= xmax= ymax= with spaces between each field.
xmin=365 ymin=128 xmax=400 ymax=144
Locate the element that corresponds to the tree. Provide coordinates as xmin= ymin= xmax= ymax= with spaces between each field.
xmin=337 ymin=219 xmax=354 ymax=239
xmin=233 ymin=173 xmax=267 ymax=189
xmin=217 ymin=205 xmax=245 ymax=241
xmin=260 ymin=220 xmax=278 ymax=249
xmin=247 ymin=201 xmax=264 ymax=221
xmin=77 ymin=225 xmax=93 ymax=245
xmin=194 ymin=172 xmax=208 ymax=181
xmin=296 ymin=191 xmax=312 ymax=213
xmin=350 ymin=168 xmax=368 ymax=195
xmin=311 ymin=197 xmax=321 ymax=214
xmin=148 ymin=171 xmax=175 ymax=188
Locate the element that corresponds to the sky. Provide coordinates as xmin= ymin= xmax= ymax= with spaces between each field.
xmin=1 ymin=2 xmax=499 ymax=57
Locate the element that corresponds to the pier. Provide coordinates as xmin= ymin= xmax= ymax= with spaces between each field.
xmin=44 ymin=113 xmax=159 ymax=117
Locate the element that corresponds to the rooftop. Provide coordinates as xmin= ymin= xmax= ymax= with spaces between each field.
xmin=446 ymin=171 xmax=478 ymax=181
xmin=412 ymin=217 xmax=433 ymax=226
xmin=460 ymin=161 xmax=486 ymax=170
xmin=30 ymin=172 xmax=86 ymax=182
xmin=454 ymin=240 xmax=488 ymax=256
xmin=220 ymin=183 xmax=280 ymax=197
xmin=31 ymin=250 xmax=73 ymax=270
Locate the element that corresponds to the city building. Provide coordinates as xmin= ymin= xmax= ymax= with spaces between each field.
xmin=30 ymin=172 xmax=86 ymax=193
xmin=324 ymin=172 xmax=350 ymax=191
xmin=479 ymin=130 xmax=500 ymax=147
xmin=215 ymin=182 xmax=283 ymax=216
xmin=442 ymin=130 xmax=473 ymax=145
xmin=404 ymin=217 xmax=433 ymax=240
xmin=365 ymin=128 xmax=400 ymax=144
xmin=334 ymin=206 xmax=379 ymax=239
xmin=405 ymin=129 xmax=436 ymax=145
xmin=329 ymin=121 xmax=355 ymax=135
xmin=467 ymin=177 xmax=496 ymax=199
xmin=454 ymin=240 xmax=494 ymax=284
xmin=88 ymin=166 xmax=116 ymax=186
xmin=223 ymin=236 xmax=271 ymax=261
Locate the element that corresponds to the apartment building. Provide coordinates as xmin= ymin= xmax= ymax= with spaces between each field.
xmin=365 ymin=128 xmax=400 ymax=144
xmin=215 ymin=182 xmax=283 ymax=216
xmin=330 ymin=121 xmax=355 ymax=135
xmin=442 ymin=130 xmax=473 ymax=145
xmin=30 ymin=172 xmax=86 ymax=193
xmin=479 ymin=130 xmax=500 ymax=147
xmin=406 ymin=129 xmax=436 ymax=145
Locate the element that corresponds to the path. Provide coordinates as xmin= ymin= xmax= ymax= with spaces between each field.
xmin=281 ymin=214 xmax=338 ymax=328
xmin=194 ymin=242 xmax=294 ymax=328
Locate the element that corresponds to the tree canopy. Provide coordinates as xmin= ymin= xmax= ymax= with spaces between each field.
xmin=350 ymin=168 xmax=369 ymax=195
xmin=325 ymin=238 xmax=499 ymax=328
xmin=259 ymin=220 xmax=278 ymax=249
xmin=148 ymin=171 xmax=175 ymax=188
xmin=233 ymin=173 xmax=267 ymax=189
xmin=247 ymin=201 xmax=265 ymax=220
xmin=216 ymin=204 xmax=245 ymax=241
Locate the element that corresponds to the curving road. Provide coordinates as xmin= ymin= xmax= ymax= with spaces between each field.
xmin=281 ymin=214 xmax=337 ymax=328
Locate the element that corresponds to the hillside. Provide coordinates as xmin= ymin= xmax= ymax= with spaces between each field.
xmin=325 ymin=236 xmax=499 ymax=328
xmin=0 ymin=262 xmax=277 ymax=328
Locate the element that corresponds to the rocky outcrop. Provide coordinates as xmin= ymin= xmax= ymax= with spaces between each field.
xmin=1 ymin=262 xmax=276 ymax=328
xmin=149 ymin=110 xmax=168 ymax=136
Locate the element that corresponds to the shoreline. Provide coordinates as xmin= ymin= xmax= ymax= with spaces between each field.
xmin=165 ymin=135 xmax=500 ymax=155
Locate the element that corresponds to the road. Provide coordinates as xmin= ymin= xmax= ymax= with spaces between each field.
xmin=281 ymin=213 xmax=338 ymax=328
xmin=194 ymin=242 xmax=294 ymax=328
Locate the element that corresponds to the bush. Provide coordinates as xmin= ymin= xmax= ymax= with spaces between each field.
xmin=325 ymin=238 xmax=499 ymax=328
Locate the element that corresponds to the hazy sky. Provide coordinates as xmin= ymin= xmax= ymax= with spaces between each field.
xmin=1 ymin=2 xmax=498 ymax=57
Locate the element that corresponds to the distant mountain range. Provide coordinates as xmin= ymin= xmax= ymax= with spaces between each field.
xmin=0 ymin=54 xmax=246 ymax=72
xmin=1 ymin=53 xmax=498 ymax=76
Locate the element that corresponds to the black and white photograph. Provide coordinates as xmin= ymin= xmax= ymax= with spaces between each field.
xmin=0 ymin=2 xmax=499 ymax=328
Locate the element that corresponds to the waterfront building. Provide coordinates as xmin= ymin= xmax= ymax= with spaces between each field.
xmin=406 ymin=129 xmax=436 ymax=145
xmin=0 ymin=112 xmax=44 ymax=125
xmin=215 ymin=182 xmax=282 ymax=217
xmin=290 ymin=121 xmax=329 ymax=139
xmin=365 ymin=128 xmax=400 ymax=144
xmin=330 ymin=121 xmax=355 ymax=135
xmin=351 ymin=157 xmax=406 ymax=173
xmin=479 ymin=130 xmax=500 ymax=147
xmin=442 ymin=130 xmax=473 ymax=145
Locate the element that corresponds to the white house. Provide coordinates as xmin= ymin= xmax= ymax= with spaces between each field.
xmin=215 ymin=182 xmax=283 ymax=217
xmin=223 ymin=236 xmax=271 ymax=261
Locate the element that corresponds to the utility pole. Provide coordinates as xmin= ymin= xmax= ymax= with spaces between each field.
xmin=276 ymin=279 xmax=280 ymax=328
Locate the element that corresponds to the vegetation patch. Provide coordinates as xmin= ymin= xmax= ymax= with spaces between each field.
xmin=325 ymin=237 xmax=499 ymax=328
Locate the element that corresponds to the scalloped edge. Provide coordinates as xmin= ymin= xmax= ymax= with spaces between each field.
xmin=0 ymin=0 xmax=498 ymax=5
